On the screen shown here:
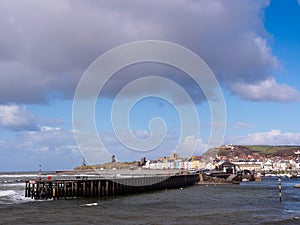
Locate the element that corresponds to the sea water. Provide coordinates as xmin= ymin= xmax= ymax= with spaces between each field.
xmin=0 ymin=173 xmax=300 ymax=225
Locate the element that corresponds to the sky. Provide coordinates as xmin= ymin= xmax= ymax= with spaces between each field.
xmin=0 ymin=0 xmax=300 ymax=171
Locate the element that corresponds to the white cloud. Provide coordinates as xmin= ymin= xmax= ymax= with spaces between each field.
xmin=180 ymin=135 xmax=209 ymax=156
xmin=0 ymin=126 xmax=81 ymax=171
xmin=40 ymin=126 xmax=60 ymax=132
xmin=16 ymin=126 xmax=76 ymax=153
xmin=0 ymin=104 xmax=38 ymax=131
xmin=133 ymin=130 xmax=151 ymax=139
xmin=228 ymin=129 xmax=300 ymax=145
xmin=230 ymin=77 xmax=300 ymax=102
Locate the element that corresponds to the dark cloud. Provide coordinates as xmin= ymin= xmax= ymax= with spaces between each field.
xmin=0 ymin=0 xmax=298 ymax=104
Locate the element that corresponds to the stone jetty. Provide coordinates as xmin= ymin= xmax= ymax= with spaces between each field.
xmin=25 ymin=169 xmax=200 ymax=200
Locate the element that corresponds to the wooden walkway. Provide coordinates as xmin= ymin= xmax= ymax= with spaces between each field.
xmin=25 ymin=174 xmax=200 ymax=200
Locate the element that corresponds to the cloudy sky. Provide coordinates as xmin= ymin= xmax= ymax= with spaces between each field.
xmin=0 ymin=0 xmax=300 ymax=171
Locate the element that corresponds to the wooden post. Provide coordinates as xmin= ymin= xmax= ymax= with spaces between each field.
xmin=101 ymin=180 xmax=104 ymax=196
xmin=83 ymin=181 xmax=86 ymax=197
xmin=91 ymin=181 xmax=94 ymax=197
xmin=74 ymin=181 xmax=77 ymax=197
xmin=52 ymin=181 xmax=55 ymax=199
xmin=105 ymin=180 xmax=109 ymax=196
xmin=25 ymin=182 xmax=28 ymax=197
xmin=111 ymin=180 xmax=115 ymax=196
xmin=76 ymin=181 xmax=78 ymax=197
xmin=199 ymin=173 xmax=203 ymax=182
xmin=80 ymin=181 xmax=83 ymax=197
xmin=98 ymin=180 xmax=101 ymax=197
xmin=71 ymin=181 xmax=74 ymax=197
xmin=64 ymin=181 xmax=67 ymax=199
xmin=36 ymin=182 xmax=40 ymax=200
xmin=28 ymin=182 xmax=31 ymax=198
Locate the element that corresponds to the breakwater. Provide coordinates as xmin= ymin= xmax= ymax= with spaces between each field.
xmin=25 ymin=173 xmax=199 ymax=200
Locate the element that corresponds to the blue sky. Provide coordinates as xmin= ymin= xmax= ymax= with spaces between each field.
xmin=0 ymin=0 xmax=300 ymax=171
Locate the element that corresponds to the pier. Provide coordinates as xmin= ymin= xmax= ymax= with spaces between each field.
xmin=25 ymin=171 xmax=200 ymax=200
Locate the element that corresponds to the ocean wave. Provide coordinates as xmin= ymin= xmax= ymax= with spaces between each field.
xmin=82 ymin=202 xmax=99 ymax=207
xmin=285 ymin=209 xmax=300 ymax=214
xmin=0 ymin=189 xmax=36 ymax=204
xmin=0 ymin=174 xmax=38 ymax=178
xmin=0 ymin=179 xmax=26 ymax=185
xmin=0 ymin=190 xmax=16 ymax=197
xmin=1 ymin=183 xmax=25 ymax=187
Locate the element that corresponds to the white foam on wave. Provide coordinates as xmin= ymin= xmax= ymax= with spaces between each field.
xmin=0 ymin=190 xmax=16 ymax=197
xmin=0 ymin=174 xmax=38 ymax=178
xmin=1 ymin=183 xmax=25 ymax=187
xmin=0 ymin=189 xmax=36 ymax=204
xmin=83 ymin=202 xmax=99 ymax=207
xmin=285 ymin=209 xmax=300 ymax=214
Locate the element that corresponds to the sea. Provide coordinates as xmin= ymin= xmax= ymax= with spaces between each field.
xmin=0 ymin=172 xmax=300 ymax=225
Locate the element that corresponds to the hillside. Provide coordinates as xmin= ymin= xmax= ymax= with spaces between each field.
xmin=74 ymin=161 xmax=138 ymax=170
xmin=245 ymin=145 xmax=300 ymax=156
xmin=202 ymin=145 xmax=300 ymax=161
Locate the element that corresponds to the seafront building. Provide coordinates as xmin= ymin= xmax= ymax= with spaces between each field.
xmin=143 ymin=148 xmax=300 ymax=175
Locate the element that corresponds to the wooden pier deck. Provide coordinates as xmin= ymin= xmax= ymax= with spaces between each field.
xmin=25 ymin=173 xmax=200 ymax=200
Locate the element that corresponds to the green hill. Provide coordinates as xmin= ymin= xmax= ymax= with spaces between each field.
xmin=245 ymin=145 xmax=300 ymax=156
xmin=74 ymin=161 xmax=138 ymax=170
xmin=203 ymin=145 xmax=300 ymax=160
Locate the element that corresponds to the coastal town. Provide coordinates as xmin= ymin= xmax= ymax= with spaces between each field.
xmin=24 ymin=144 xmax=300 ymax=200
xmin=137 ymin=145 xmax=300 ymax=177
xmin=76 ymin=145 xmax=300 ymax=178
